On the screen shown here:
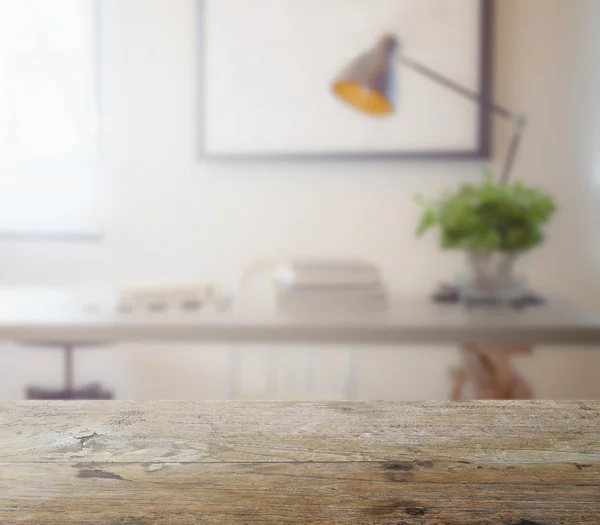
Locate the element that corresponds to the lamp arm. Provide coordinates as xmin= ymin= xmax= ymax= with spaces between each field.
xmin=397 ymin=54 xmax=527 ymax=184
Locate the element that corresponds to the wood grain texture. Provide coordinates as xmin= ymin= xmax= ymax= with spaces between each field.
xmin=0 ymin=401 xmax=599 ymax=524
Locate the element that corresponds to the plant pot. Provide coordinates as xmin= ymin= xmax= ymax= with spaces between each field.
xmin=460 ymin=252 xmax=526 ymax=303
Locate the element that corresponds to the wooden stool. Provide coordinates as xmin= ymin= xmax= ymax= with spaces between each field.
xmin=451 ymin=344 xmax=533 ymax=400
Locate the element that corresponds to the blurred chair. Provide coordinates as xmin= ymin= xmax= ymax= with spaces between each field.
xmin=23 ymin=342 xmax=114 ymax=400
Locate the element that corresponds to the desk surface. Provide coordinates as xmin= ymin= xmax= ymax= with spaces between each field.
xmin=0 ymin=400 xmax=598 ymax=523
xmin=0 ymin=288 xmax=600 ymax=345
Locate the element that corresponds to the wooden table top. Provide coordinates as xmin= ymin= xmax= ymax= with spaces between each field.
xmin=1 ymin=401 xmax=599 ymax=523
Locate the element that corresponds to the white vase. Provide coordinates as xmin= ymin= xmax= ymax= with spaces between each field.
xmin=460 ymin=252 xmax=526 ymax=302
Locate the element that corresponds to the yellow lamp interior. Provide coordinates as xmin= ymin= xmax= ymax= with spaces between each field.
xmin=333 ymin=81 xmax=394 ymax=115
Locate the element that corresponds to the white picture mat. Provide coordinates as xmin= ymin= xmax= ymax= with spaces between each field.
xmin=203 ymin=0 xmax=484 ymax=156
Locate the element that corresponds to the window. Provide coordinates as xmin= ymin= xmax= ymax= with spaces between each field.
xmin=0 ymin=0 xmax=101 ymax=238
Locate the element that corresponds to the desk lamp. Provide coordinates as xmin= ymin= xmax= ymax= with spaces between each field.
xmin=332 ymin=35 xmax=526 ymax=184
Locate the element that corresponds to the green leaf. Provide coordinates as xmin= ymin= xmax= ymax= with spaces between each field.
xmin=413 ymin=171 xmax=557 ymax=253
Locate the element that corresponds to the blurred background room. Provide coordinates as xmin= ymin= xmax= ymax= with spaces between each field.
xmin=0 ymin=0 xmax=599 ymax=401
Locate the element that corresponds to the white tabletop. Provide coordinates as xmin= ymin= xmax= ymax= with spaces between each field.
xmin=1 ymin=288 xmax=600 ymax=346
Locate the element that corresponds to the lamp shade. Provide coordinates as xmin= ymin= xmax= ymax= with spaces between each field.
xmin=332 ymin=35 xmax=398 ymax=116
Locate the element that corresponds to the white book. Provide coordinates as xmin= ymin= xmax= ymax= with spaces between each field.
xmin=273 ymin=261 xmax=384 ymax=289
xmin=277 ymin=286 xmax=388 ymax=315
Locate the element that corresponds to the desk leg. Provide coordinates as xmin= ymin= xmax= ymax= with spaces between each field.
xmin=229 ymin=346 xmax=240 ymax=400
xmin=267 ymin=347 xmax=278 ymax=398
xmin=452 ymin=344 xmax=533 ymax=400
xmin=450 ymin=367 xmax=468 ymax=401
xmin=344 ymin=348 xmax=359 ymax=400
xmin=64 ymin=344 xmax=74 ymax=391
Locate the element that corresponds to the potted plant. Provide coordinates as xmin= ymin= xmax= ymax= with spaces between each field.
xmin=415 ymin=173 xmax=557 ymax=301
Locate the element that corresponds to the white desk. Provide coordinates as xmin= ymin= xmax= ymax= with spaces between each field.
xmin=1 ymin=288 xmax=599 ymax=345
xmin=5 ymin=289 xmax=600 ymax=399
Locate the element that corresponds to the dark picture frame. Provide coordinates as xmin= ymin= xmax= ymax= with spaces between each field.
xmin=198 ymin=0 xmax=494 ymax=161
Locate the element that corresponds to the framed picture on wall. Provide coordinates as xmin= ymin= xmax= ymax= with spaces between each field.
xmin=199 ymin=0 xmax=493 ymax=160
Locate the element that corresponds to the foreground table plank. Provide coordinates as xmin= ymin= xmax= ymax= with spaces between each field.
xmin=1 ymin=401 xmax=599 ymax=524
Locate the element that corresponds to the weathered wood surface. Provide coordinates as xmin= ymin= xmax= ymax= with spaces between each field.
xmin=0 ymin=401 xmax=598 ymax=524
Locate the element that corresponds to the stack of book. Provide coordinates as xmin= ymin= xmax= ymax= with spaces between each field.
xmin=273 ymin=261 xmax=388 ymax=315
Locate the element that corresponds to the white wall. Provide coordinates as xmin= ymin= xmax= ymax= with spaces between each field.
xmin=495 ymin=0 xmax=600 ymax=399
xmin=0 ymin=0 xmax=598 ymax=400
